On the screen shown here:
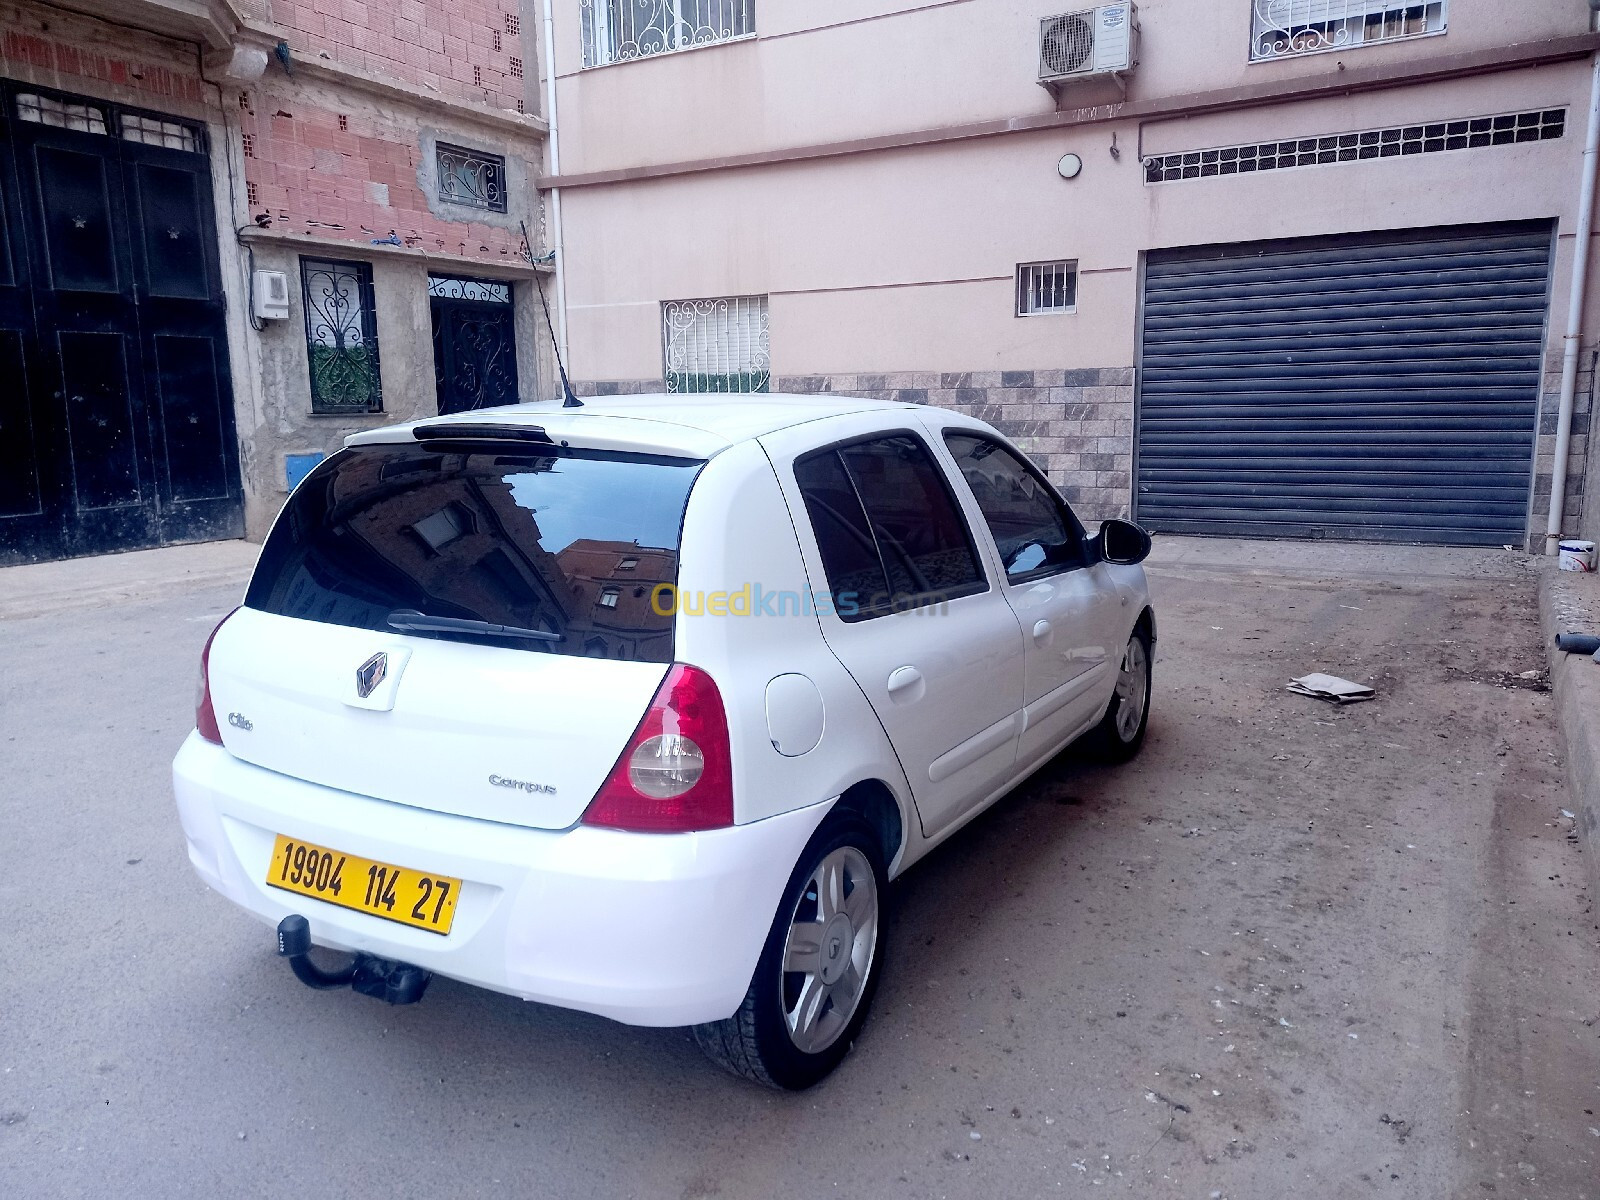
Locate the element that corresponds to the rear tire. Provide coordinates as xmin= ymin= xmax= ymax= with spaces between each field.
xmin=1091 ymin=625 xmax=1152 ymax=762
xmin=693 ymin=812 xmax=886 ymax=1090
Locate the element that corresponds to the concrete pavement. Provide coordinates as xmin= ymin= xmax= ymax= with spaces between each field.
xmin=1 ymin=537 xmax=1597 ymax=1198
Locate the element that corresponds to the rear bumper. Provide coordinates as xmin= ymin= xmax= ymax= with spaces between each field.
xmin=172 ymin=734 xmax=830 ymax=1026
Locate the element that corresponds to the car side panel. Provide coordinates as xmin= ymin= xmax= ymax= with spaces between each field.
xmin=672 ymin=440 xmax=917 ymax=864
xmin=756 ymin=415 xmax=1028 ymax=843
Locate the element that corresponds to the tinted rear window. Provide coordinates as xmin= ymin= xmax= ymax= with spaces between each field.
xmin=795 ymin=433 xmax=987 ymax=621
xmin=246 ymin=443 xmax=704 ymax=661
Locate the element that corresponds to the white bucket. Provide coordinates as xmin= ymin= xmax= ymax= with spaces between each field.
xmin=1558 ymin=539 xmax=1597 ymax=572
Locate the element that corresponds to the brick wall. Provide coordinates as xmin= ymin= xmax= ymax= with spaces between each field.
xmin=269 ymin=0 xmax=528 ymax=112
xmin=237 ymin=90 xmax=530 ymax=264
xmin=0 ymin=5 xmax=206 ymax=114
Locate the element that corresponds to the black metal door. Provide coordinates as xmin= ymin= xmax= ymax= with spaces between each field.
xmin=0 ymin=83 xmax=243 ymax=565
xmin=429 ymin=275 xmax=519 ymax=415
xmin=0 ymin=104 xmax=51 ymax=561
xmin=1136 ymin=222 xmax=1553 ymax=546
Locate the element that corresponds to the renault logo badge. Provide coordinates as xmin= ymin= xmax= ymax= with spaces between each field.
xmin=355 ymin=652 xmax=388 ymax=699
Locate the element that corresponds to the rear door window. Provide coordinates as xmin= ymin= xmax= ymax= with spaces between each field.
xmin=944 ymin=433 xmax=1087 ymax=581
xmin=246 ymin=443 xmax=704 ymax=661
xmin=795 ymin=433 xmax=987 ymax=620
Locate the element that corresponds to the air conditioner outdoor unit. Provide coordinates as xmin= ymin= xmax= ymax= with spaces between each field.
xmin=1039 ymin=3 xmax=1138 ymax=94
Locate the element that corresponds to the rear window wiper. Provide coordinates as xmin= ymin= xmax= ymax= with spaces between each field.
xmin=387 ymin=609 xmax=564 ymax=643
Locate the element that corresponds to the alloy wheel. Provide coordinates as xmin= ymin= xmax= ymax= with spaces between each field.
xmin=1114 ymin=635 xmax=1149 ymax=743
xmin=780 ymin=845 xmax=880 ymax=1055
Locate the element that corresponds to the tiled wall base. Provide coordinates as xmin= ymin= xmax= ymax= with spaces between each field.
xmin=573 ymin=368 xmax=1138 ymax=524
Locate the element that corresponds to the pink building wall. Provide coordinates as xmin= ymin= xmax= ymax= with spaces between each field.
xmin=544 ymin=0 xmax=1600 ymax=543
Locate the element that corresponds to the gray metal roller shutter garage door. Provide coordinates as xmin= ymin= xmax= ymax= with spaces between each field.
xmin=1136 ymin=222 xmax=1553 ymax=546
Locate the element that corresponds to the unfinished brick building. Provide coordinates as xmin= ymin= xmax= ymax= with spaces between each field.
xmin=0 ymin=0 xmax=552 ymax=561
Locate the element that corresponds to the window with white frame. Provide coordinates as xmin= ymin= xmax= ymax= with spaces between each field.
xmin=1016 ymin=261 xmax=1078 ymax=316
xmin=1251 ymin=1 xmax=1446 ymax=61
xmin=662 ymin=295 xmax=770 ymax=393
xmin=581 ymin=0 xmax=755 ymax=68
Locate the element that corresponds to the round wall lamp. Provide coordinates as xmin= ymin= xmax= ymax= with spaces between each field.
xmin=1057 ymin=152 xmax=1084 ymax=180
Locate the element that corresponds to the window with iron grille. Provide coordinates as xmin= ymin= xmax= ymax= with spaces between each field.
xmin=582 ymin=0 xmax=756 ymax=69
xmin=301 ymin=258 xmax=383 ymax=414
xmin=662 ymin=296 xmax=770 ymax=393
xmin=1016 ymin=261 xmax=1077 ymax=316
xmin=1144 ymin=109 xmax=1566 ymax=183
xmin=435 ymin=143 xmax=507 ymax=212
xmin=1251 ymin=1 xmax=1446 ymax=61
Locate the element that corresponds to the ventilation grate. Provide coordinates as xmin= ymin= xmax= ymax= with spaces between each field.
xmin=1145 ymin=109 xmax=1566 ymax=184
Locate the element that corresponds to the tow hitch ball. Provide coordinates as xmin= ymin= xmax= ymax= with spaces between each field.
xmin=276 ymin=914 xmax=431 ymax=1005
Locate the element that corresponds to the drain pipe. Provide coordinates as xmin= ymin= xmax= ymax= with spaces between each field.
xmin=1546 ymin=20 xmax=1600 ymax=552
xmin=538 ymin=0 xmax=570 ymax=372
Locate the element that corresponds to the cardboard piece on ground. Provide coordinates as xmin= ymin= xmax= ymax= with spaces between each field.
xmin=1287 ymin=673 xmax=1376 ymax=704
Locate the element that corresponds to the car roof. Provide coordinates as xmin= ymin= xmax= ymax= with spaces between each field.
xmin=344 ymin=393 xmax=922 ymax=459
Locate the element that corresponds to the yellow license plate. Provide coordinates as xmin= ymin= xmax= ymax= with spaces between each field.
xmin=266 ymin=835 xmax=460 ymax=935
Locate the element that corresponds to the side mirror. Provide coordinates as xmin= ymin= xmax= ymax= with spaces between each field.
xmin=1098 ymin=518 xmax=1152 ymax=566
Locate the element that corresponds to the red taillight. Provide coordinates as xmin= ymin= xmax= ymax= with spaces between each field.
xmin=195 ymin=608 xmax=239 ymax=744
xmin=581 ymin=663 xmax=734 ymax=833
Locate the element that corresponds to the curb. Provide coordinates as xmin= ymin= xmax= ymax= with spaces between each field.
xmin=1538 ymin=566 xmax=1600 ymax=901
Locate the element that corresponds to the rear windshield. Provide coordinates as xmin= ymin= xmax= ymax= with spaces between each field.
xmin=246 ymin=442 xmax=704 ymax=662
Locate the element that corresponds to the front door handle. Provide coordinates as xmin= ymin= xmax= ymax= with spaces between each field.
xmin=886 ymin=665 xmax=925 ymax=705
xmin=1032 ymin=619 xmax=1053 ymax=644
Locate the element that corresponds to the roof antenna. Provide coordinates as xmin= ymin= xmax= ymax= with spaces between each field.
xmin=521 ymin=220 xmax=580 ymax=407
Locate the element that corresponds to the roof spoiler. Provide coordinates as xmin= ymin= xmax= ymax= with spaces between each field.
xmin=411 ymin=423 xmax=556 ymax=445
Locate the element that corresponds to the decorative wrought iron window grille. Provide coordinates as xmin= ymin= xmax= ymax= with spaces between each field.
xmin=662 ymin=296 xmax=770 ymax=394
xmin=1145 ymin=108 xmax=1566 ymax=184
xmin=1251 ymin=1 xmax=1446 ymax=61
xmin=302 ymin=258 xmax=383 ymax=414
xmin=1016 ymin=261 xmax=1078 ymax=316
xmin=428 ymin=276 xmax=512 ymax=303
xmin=435 ymin=143 xmax=507 ymax=213
xmin=581 ymin=0 xmax=756 ymax=69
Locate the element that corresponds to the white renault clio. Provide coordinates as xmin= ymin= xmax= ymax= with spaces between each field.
xmin=174 ymin=394 xmax=1154 ymax=1089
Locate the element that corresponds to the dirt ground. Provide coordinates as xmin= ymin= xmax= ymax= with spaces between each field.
xmin=1 ymin=539 xmax=1597 ymax=1198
